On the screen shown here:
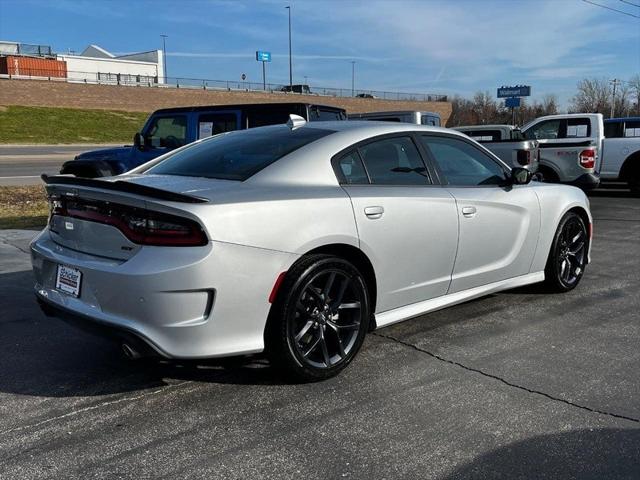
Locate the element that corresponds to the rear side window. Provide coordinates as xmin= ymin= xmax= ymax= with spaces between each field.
xmin=335 ymin=151 xmax=369 ymax=184
xmin=461 ymin=130 xmax=502 ymax=142
xmin=309 ymin=107 xmax=345 ymax=121
xmin=566 ymin=118 xmax=590 ymax=138
xmin=147 ymin=126 xmax=333 ymax=181
xmin=420 ymin=115 xmax=440 ymax=126
xmin=624 ymin=121 xmax=640 ymax=137
xmin=197 ymin=113 xmax=238 ymax=139
xmin=420 ymin=135 xmax=507 ymax=186
xmin=358 ymin=137 xmax=430 ymax=185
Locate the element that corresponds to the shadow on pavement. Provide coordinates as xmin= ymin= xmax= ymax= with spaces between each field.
xmin=446 ymin=428 xmax=640 ymax=479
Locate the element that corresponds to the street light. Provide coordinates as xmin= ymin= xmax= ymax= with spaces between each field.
xmin=285 ymin=6 xmax=292 ymax=88
xmin=160 ymin=34 xmax=168 ymax=83
xmin=351 ymin=61 xmax=356 ymax=97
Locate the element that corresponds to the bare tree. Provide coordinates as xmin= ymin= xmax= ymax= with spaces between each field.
xmin=569 ymin=78 xmax=611 ymax=114
xmin=628 ymin=74 xmax=640 ymax=115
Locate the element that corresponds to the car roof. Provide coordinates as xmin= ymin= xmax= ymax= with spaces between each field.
xmin=454 ymin=124 xmax=515 ymax=130
xmin=152 ymin=103 xmax=345 ymax=114
xmin=605 ymin=116 xmax=640 ymax=122
xmin=348 ymin=110 xmax=440 ymax=116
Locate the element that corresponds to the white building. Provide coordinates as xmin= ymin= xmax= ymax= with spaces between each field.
xmin=57 ymin=44 xmax=165 ymax=85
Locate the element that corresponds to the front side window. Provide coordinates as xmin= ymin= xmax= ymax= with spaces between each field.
xmin=145 ymin=115 xmax=188 ymax=149
xmin=147 ymin=125 xmax=333 ymax=181
xmin=525 ymin=119 xmax=561 ymax=140
xmin=358 ymin=137 xmax=430 ymax=185
xmin=420 ymin=135 xmax=507 ymax=186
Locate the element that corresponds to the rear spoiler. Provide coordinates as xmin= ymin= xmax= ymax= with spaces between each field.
xmin=41 ymin=175 xmax=208 ymax=204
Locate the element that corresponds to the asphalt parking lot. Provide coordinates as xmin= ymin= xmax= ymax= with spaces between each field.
xmin=0 ymin=190 xmax=638 ymax=479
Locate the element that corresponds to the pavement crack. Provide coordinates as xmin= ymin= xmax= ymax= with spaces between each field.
xmin=0 ymin=381 xmax=193 ymax=437
xmin=373 ymin=332 xmax=640 ymax=424
xmin=0 ymin=237 xmax=31 ymax=255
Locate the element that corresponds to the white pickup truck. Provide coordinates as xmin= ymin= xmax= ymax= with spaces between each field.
xmin=520 ymin=113 xmax=640 ymax=192
xmin=453 ymin=124 xmax=540 ymax=172
xmin=601 ymin=117 xmax=640 ymax=193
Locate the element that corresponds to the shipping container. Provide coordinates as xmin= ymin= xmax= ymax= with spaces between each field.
xmin=0 ymin=55 xmax=67 ymax=78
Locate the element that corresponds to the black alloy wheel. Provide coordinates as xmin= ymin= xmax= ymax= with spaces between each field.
xmin=544 ymin=212 xmax=588 ymax=292
xmin=266 ymin=254 xmax=370 ymax=381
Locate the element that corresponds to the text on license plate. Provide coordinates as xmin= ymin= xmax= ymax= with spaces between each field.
xmin=56 ymin=264 xmax=82 ymax=297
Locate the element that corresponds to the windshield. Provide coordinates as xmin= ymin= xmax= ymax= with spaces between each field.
xmin=146 ymin=125 xmax=334 ymax=181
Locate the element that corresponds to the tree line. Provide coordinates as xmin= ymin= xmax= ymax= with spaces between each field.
xmin=445 ymin=74 xmax=640 ymax=128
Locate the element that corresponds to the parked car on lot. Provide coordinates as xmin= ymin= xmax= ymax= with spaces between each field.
xmin=348 ymin=110 xmax=441 ymax=126
xmin=453 ymin=125 xmax=539 ymax=172
xmin=60 ymin=103 xmax=346 ymax=177
xmin=601 ymin=117 xmax=640 ymax=193
xmin=520 ymin=113 xmax=603 ymax=190
xmin=355 ymin=93 xmax=377 ymax=99
xmin=280 ymin=84 xmax=312 ymax=94
xmin=33 ymin=118 xmax=592 ymax=381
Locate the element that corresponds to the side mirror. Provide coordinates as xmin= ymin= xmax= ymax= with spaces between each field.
xmin=511 ymin=167 xmax=533 ymax=185
xmin=133 ymin=132 xmax=144 ymax=150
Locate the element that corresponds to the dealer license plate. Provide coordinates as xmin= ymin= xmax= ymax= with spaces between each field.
xmin=55 ymin=264 xmax=82 ymax=298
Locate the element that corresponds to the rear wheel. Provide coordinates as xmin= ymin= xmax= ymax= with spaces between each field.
xmin=538 ymin=166 xmax=559 ymax=184
xmin=544 ymin=212 xmax=588 ymax=292
xmin=266 ymin=254 xmax=370 ymax=382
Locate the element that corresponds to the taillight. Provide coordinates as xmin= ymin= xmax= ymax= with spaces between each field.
xmin=517 ymin=150 xmax=531 ymax=166
xmin=579 ymin=149 xmax=596 ymax=169
xmin=48 ymin=196 xmax=207 ymax=246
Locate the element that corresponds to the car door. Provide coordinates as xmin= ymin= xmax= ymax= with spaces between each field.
xmin=419 ymin=134 xmax=540 ymax=294
xmin=334 ymin=134 xmax=459 ymax=314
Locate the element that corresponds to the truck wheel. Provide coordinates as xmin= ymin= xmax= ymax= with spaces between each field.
xmin=538 ymin=166 xmax=559 ymax=184
xmin=266 ymin=254 xmax=370 ymax=382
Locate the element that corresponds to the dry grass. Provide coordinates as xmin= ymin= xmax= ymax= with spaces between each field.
xmin=0 ymin=185 xmax=49 ymax=229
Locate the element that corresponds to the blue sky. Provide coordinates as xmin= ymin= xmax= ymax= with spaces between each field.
xmin=1 ymin=0 xmax=638 ymax=107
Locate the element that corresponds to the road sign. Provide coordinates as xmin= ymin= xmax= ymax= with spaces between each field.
xmin=241 ymin=73 xmax=246 ymax=81
xmin=505 ymin=97 xmax=521 ymax=108
xmin=497 ymin=85 xmax=531 ymax=98
xmin=256 ymin=51 xmax=271 ymax=62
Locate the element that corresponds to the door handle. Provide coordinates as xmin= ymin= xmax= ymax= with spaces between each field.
xmin=461 ymin=206 xmax=477 ymax=217
xmin=364 ymin=206 xmax=384 ymax=219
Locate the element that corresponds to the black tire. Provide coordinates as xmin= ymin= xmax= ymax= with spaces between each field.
xmin=266 ymin=254 xmax=370 ymax=382
xmin=628 ymin=175 xmax=640 ymax=195
xmin=544 ymin=212 xmax=588 ymax=292
xmin=538 ymin=166 xmax=559 ymax=184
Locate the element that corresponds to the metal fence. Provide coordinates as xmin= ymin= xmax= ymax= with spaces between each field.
xmin=0 ymin=42 xmax=53 ymax=57
xmin=0 ymin=67 xmax=448 ymax=102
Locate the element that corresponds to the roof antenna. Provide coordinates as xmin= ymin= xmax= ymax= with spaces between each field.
xmin=286 ymin=114 xmax=306 ymax=130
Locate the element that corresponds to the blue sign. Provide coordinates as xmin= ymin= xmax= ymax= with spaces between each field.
xmin=497 ymin=85 xmax=531 ymax=98
xmin=256 ymin=51 xmax=271 ymax=62
xmin=505 ymin=97 xmax=521 ymax=108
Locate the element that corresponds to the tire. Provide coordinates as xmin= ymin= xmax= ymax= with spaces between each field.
xmin=266 ymin=254 xmax=370 ymax=382
xmin=628 ymin=175 xmax=640 ymax=195
xmin=544 ymin=212 xmax=588 ymax=292
xmin=538 ymin=166 xmax=559 ymax=184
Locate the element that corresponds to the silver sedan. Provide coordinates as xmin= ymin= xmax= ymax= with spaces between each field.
xmin=31 ymin=119 xmax=592 ymax=381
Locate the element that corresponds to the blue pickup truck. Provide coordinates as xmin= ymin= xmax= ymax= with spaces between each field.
xmin=60 ymin=102 xmax=347 ymax=177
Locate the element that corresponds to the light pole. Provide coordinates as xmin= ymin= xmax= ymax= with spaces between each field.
xmin=304 ymin=75 xmax=308 ymax=85
xmin=160 ymin=34 xmax=168 ymax=83
xmin=286 ymin=6 xmax=292 ymax=88
xmin=351 ymin=61 xmax=356 ymax=97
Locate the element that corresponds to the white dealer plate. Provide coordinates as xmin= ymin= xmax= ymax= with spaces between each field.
xmin=55 ymin=264 xmax=82 ymax=298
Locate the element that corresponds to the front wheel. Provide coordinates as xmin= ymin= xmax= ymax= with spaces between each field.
xmin=266 ymin=254 xmax=370 ymax=382
xmin=544 ymin=212 xmax=588 ymax=292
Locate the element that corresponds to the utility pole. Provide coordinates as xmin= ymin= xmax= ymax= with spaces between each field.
xmin=610 ymin=78 xmax=621 ymax=118
xmin=351 ymin=61 xmax=355 ymax=97
xmin=160 ymin=34 xmax=168 ymax=83
xmin=286 ymin=6 xmax=292 ymax=88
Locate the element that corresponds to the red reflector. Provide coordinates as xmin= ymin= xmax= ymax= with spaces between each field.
xmin=579 ymin=149 xmax=596 ymax=169
xmin=269 ymin=272 xmax=287 ymax=303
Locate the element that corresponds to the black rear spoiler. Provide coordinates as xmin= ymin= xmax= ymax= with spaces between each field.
xmin=41 ymin=175 xmax=208 ymax=204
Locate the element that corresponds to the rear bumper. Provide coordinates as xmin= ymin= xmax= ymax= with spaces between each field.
xmin=568 ymin=173 xmax=600 ymax=190
xmin=31 ymin=229 xmax=297 ymax=359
